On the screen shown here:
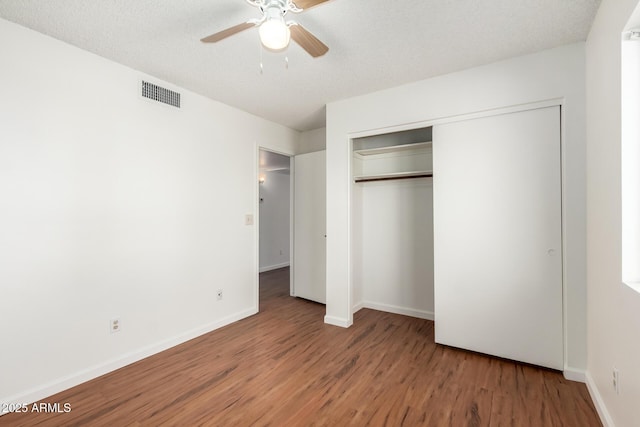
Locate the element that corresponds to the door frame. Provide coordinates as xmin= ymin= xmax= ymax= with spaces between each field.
xmin=255 ymin=145 xmax=296 ymax=308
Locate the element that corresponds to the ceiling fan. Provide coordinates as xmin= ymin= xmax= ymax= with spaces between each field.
xmin=201 ymin=0 xmax=331 ymax=57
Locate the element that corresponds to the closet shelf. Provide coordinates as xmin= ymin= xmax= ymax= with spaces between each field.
xmin=354 ymin=170 xmax=433 ymax=183
xmin=353 ymin=141 xmax=432 ymax=156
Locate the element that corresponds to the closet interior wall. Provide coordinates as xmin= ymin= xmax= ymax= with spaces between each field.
xmin=351 ymin=127 xmax=435 ymax=320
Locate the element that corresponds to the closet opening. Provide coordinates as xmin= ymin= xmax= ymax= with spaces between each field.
xmin=350 ymin=126 xmax=435 ymax=321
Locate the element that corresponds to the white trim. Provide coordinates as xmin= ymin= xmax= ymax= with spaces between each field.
xmin=0 ymin=308 xmax=258 ymax=413
xmin=585 ymin=372 xmax=615 ymax=427
xmin=361 ymin=301 xmax=434 ymax=320
xmin=259 ymin=262 xmax=291 ymax=273
xmin=559 ymin=103 xmax=570 ymax=376
xmin=254 ymin=143 xmax=261 ymax=314
xmin=346 ymin=136 xmax=354 ymax=325
xmin=289 ymin=156 xmax=295 ymax=297
xmin=563 ymin=367 xmax=586 ymax=383
xmin=348 ymin=98 xmax=564 ymax=140
xmin=324 ymin=315 xmax=352 ymax=328
xmin=352 ymin=301 xmax=364 ymax=313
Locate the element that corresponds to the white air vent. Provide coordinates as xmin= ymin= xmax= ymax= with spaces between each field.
xmin=141 ymin=80 xmax=181 ymax=108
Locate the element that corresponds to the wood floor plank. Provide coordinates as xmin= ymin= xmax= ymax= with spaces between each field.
xmin=1 ymin=267 xmax=601 ymax=426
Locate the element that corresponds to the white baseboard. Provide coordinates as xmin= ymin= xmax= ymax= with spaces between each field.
xmin=361 ymin=301 xmax=434 ymax=320
xmin=0 ymin=308 xmax=258 ymax=414
xmin=585 ymin=371 xmax=615 ymax=427
xmin=324 ymin=315 xmax=352 ymax=328
xmin=352 ymin=301 xmax=364 ymax=313
xmin=259 ymin=262 xmax=290 ymax=273
xmin=563 ymin=367 xmax=586 ymax=383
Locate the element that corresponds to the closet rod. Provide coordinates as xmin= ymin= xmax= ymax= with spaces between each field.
xmin=354 ymin=172 xmax=433 ymax=183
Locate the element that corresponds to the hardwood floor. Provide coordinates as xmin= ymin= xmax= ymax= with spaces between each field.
xmin=2 ymin=267 xmax=601 ymax=426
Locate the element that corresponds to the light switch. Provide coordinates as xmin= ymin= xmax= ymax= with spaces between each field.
xmin=245 ymin=214 xmax=254 ymax=226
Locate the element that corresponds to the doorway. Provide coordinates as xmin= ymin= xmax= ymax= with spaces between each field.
xmin=258 ymin=149 xmax=293 ymax=304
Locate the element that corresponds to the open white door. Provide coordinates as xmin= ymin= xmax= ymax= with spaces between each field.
xmin=293 ymin=150 xmax=326 ymax=304
xmin=433 ymin=106 xmax=563 ymax=370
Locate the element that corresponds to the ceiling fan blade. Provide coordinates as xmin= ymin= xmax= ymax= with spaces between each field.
xmin=292 ymin=0 xmax=332 ymax=10
xmin=201 ymin=21 xmax=255 ymax=43
xmin=290 ymin=24 xmax=328 ymax=57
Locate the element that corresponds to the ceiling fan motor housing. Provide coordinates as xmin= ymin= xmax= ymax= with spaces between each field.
xmin=258 ymin=0 xmax=290 ymax=15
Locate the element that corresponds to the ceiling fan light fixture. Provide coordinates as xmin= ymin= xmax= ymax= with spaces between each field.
xmin=201 ymin=0 xmax=329 ymax=58
xmin=259 ymin=6 xmax=290 ymax=51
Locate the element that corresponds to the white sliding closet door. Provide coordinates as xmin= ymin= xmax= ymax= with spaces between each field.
xmin=433 ymin=106 xmax=562 ymax=370
xmin=293 ymin=150 xmax=326 ymax=304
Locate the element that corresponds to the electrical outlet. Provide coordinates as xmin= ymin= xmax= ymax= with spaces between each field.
xmin=110 ymin=318 xmax=121 ymax=334
xmin=217 ymin=289 xmax=223 ymax=301
xmin=613 ymin=368 xmax=620 ymax=394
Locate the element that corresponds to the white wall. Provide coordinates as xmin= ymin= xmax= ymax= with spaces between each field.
xmin=355 ymin=179 xmax=434 ymax=319
xmin=0 ymin=18 xmax=299 ymax=407
xmin=326 ymin=43 xmax=587 ymax=375
xmin=585 ymin=1 xmax=640 ymax=425
xmin=259 ymin=171 xmax=291 ymax=272
xmin=297 ymin=127 xmax=326 ymax=154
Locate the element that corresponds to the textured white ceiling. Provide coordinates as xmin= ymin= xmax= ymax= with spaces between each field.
xmin=0 ymin=0 xmax=600 ymax=131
